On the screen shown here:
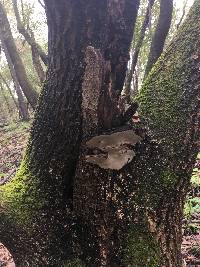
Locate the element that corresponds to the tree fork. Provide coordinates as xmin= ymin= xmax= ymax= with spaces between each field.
xmin=0 ymin=1 xmax=199 ymax=267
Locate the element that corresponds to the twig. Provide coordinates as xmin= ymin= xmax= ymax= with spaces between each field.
xmin=176 ymin=0 xmax=188 ymax=29
xmin=38 ymin=0 xmax=45 ymax=9
xmin=0 ymin=169 xmax=16 ymax=185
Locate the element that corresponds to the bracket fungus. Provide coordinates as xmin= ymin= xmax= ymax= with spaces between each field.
xmin=86 ymin=130 xmax=142 ymax=170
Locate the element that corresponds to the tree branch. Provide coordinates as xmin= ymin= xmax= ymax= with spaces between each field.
xmin=176 ymin=0 xmax=188 ymax=29
xmin=124 ymin=0 xmax=156 ymax=102
xmin=38 ymin=0 xmax=45 ymax=9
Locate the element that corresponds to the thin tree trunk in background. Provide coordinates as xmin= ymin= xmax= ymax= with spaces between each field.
xmin=2 ymin=42 xmax=29 ymax=121
xmin=0 ymin=82 xmax=13 ymax=115
xmin=124 ymin=0 xmax=155 ymax=103
xmin=0 ymin=2 xmax=38 ymax=110
xmin=12 ymin=0 xmax=48 ymax=65
xmin=0 ymin=73 xmax=18 ymax=111
xmin=144 ymin=0 xmax=173 ymax=78
xmin=31 ymin=42 xmax=46 ymax=83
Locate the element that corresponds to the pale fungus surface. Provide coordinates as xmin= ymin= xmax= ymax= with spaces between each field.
xmin=86 ymin=130 xmax=142 ymax=170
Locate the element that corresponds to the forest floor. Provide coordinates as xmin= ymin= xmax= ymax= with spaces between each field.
xmin=0 ymin=122 xmax=199 ymax=267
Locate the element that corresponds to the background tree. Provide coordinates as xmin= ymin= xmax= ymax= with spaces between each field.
xmin=12 ymin=0 xmax=47 ymax=82
xmin=124 ymin=0 xmax=155 ymax=102
xmin=0 ymin=0 xmax=47 ymax=123
xmin=144 ymin=0 xmax=173 ymax=77
xmin=0 ymin=2 xmax=38 ymax=109
xmin=2 ymin=42 xmax=29 ymax=121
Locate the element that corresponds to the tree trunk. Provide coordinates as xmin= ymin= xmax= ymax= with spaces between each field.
xmin=0 ymin=2 xmax=38 ymax=110
xmin=0 ymin=73 xmax=18 ymax=111
xmin=12 ymin=0 xmax=48 ymax=66
xmin=0 ymin=1 xmax=139 ymax=265
xmin=124 ymin=0 xmax=155 ymax=102
xmin=144 ymin=0 xmax=173 ymax=78
xmin=0 ymin=82 xmax=13 ymax=115
xmin=2 ymin=42 xmax=29 ymax=121
xmin=0 ymin=0 xmax=199 ymax=267
xmin=31 ymin=43 xmax=46 ymax=83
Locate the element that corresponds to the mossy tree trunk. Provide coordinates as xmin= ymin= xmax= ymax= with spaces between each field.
xmin=0 ymin=0 xmax=199 ymax=267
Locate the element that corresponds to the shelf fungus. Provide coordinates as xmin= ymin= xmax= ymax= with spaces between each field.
xmin=86 ymin=130 xmax=142 ymax=170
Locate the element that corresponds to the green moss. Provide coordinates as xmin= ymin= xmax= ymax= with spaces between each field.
xmin=63 ymin=259 xmax=86 ymax=267
xmin=0 ymin=151 xmax=47 ymax=228
xmin=122 ymin=224 xmax=161 ymax=267
xmin=160 ymin=168 xmax=178 ymax=187
xmin=137 ymin=0 xmax=200 ymax=157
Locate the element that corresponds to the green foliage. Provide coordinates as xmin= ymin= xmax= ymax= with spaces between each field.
xmin=191 ymin=167 xmax=200 ymax=187
xmin=184 ymin=224 xmax=199 ymax=235
xmin=189 ymin=245 xmax=200 ymax=258
xmin=184 ymin=197 xmax=200 ymax=219
xmin=184 ymin=154 xmax=200 ymax=218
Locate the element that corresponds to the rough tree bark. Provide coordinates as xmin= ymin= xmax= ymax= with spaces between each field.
xmin=2 ymin=42 xmax=29 ymax=121
xmin=0 ymin=2 xmax=38 ymax=110
xmin=124 ymin=0 xmax=155 ymax=102
xmin=12 ymin=0 xmax=48 ymax=66
xmin=0 ymin=0 xmax=199 ymax=267
xmin=144 ymin=0 xmax=173 ymax=78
